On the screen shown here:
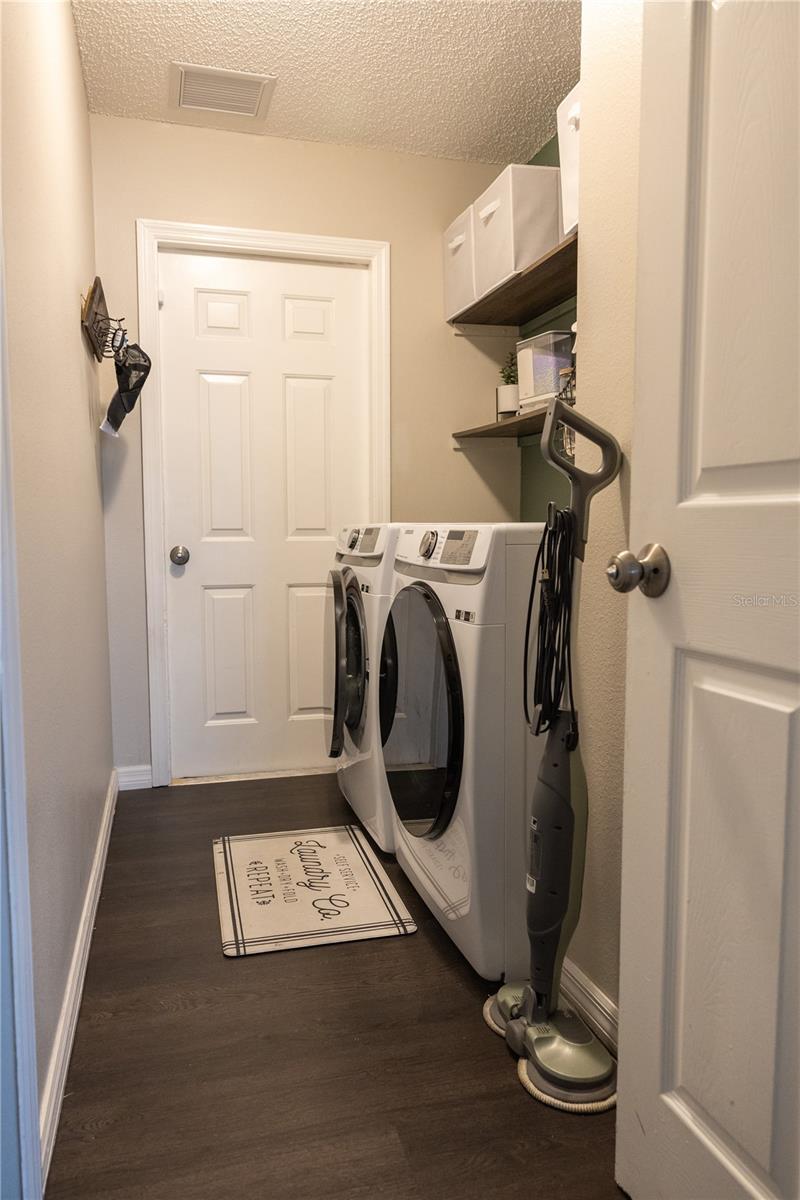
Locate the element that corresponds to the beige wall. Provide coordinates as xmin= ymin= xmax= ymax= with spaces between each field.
xmin=1 ymin=2 xmax=113 ymax=1093
xmin=90 ymin=114 xmax=519 ymax=769
xmin=567 ymin=2 xmax=644 ymax=1004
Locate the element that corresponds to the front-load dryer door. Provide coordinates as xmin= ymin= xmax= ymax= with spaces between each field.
xmin=380 ymin=583 xmax=464 ymax=838
xmin=324 ymin=567 xmax=367 ymax=758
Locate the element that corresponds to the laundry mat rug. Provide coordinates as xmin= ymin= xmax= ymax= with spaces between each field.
xmin=213 ymin=825 xmax=416 ymax=957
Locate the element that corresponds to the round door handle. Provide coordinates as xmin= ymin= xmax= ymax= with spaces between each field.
xmin=169 ymin=545 xmax=190 ymax=566
xmin=606 ymin=543 xmax=670 ymax=598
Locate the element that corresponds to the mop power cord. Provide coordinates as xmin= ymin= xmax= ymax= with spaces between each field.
xmin=524 ymin=505 xmax=578 ymax=745
xmin=485 ymin=398 xmax=623 ymax=1113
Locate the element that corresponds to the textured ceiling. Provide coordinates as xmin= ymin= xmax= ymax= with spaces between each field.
xmin=71 ymin=1 xmax=581 ymax=163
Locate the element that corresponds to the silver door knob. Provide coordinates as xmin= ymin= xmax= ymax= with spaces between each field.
xmin=169 ymin=545 xmax=190 ymax=566
xmin=606 ymin=543 xmax=670 ymax=597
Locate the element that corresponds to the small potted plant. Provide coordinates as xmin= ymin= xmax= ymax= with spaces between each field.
xmin=496 ymin=352 xmax=519 ymax=418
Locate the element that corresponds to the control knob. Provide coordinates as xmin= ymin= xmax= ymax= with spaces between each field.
xmin=419 ymin=530 xmax=438 ymax=559
xmin=348 ymin=528 xmax=360 ymax=550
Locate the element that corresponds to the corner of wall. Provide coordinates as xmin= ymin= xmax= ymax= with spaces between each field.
xmin=564 ymin=0 xmax=645 ymax=1007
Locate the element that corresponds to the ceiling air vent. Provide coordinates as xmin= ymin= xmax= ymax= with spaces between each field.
xmin=168 ymin=63 xmax=276 ymax=132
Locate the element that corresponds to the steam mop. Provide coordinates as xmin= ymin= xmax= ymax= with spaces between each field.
xmin=484 ymin=397 xmax=622 ymax=1112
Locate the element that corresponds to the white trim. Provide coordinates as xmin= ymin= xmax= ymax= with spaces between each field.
xmin=137 ymin=219 xmax=391 ymax=787
xmin=171 ymin=764 xmax=336 ymax=786
xmin=39 ymin=769 xmax=119 ymax=1182
xmin=561 ymin=956 xmax=619 ymax=1053
xmin=116 ymin=764 xmax=153 ymax=791
xmin=1 ymin=211 xmax=44 ymax=1199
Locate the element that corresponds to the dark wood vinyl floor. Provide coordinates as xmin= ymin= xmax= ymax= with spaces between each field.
xmin=46 ymin=774 xmax=621 ymax=1200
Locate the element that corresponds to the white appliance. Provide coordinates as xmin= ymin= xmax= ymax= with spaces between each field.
xmin=379 ymin=523 xmax=545 ymax=980
xmin=325 ymin=524 xmax=403 ymax=852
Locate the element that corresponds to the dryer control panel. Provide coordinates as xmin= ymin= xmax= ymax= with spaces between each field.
xmin=439 ymin=529 xmax=479 ymax=566
xmin=395 ymin=526 xmax=490 ymax=573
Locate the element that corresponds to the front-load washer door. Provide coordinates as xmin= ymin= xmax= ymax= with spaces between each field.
xmin=324 ymin=567 xmax=367 ymax=758
xmin=378 ymin=608 xmax=398 ymax=747
xmin=380 ymin=583 xmax=464 ymax=839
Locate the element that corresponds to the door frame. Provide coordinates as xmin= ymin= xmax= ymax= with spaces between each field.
xmin=136 ymin=218 xmax=391 ymax=787
xmin=1 ymin=218 xmax=44 ymax=1194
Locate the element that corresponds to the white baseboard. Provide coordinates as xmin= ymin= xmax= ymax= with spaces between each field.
xmin=171 ymin=765 xmax=336 ymax=786
xmin=119 ymin=764 xmax=338 ymax=790
xmin=561 ymin=956 xmax=619 ymax=1053
xmin=39 ymin=768 xmax=119 ymax=1182
xmin=116 ymin=763 xmax=153 ymax=791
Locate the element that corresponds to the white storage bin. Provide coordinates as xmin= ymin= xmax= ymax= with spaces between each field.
xmin=557 ymin=82 xmax=581 ymax=236
xmin=472 ymin=165 xmax=560 ymax=299
xmin=517 ymin=330 xmax=573 ymax=402
xmin=442 ymin=206 xmax=476 ymax=320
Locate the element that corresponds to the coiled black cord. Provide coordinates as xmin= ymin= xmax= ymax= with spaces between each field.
xmin=523 ymin=507 xmax=579 ymax=748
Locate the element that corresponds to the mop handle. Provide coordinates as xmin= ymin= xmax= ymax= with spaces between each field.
xmin=541 ymin=398 xmax=623 ymax=559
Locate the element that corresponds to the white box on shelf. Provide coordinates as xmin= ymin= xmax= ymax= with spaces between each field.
xmin=472 ymin=164 xmax=560 ymax=300
xmin=442 ymin=206 xmax=476 ymax=320
xmin=557 ymin=82 xmax=581 ymax=237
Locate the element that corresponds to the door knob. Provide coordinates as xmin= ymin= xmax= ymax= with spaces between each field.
xmin=169 ymin=545 xmax=190 ymax=566
xmin=606 ymin=543 xmax=670 ymax=597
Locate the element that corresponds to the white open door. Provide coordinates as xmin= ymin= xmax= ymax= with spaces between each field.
xmin=616 ymin=4 xmax=798 ymax=1199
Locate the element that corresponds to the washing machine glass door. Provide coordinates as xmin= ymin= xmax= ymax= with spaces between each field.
xmin=324 ymin=567 xmax=367 ymax=758
xmin=379 ymin=609 xmax=398 ymax=747
xmin=380 ymin=583 xmax=464 ymax=839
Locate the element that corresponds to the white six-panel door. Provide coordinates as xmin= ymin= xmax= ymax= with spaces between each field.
xmin=616 ymin=4 xmax=799 ymax=1199
xmin=158 ymin=249 xmax=373 ymax=778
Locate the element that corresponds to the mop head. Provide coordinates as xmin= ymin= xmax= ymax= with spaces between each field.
xmin=482 ymin=982 xmax=526 ymax=1038
xmin=517 ymin=1055 xmax=617 ymax=1113
xmin=482 ymin=994 xmax=507 ymax=1037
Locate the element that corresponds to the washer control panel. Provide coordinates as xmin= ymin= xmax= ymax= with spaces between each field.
xmin=337 ymin=525 xmax=383 ymax=558
xmin=358 ymin=526 xmax=381 ymax=554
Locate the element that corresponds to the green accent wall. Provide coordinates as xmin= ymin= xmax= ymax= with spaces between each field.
xmin=529 ymin=132 xmax=560 ymax=168
xmin=519 ymin=134 xmax=576 ymax=521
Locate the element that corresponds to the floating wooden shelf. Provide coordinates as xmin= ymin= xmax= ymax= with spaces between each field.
xmin=452 ymin=233 xmax=578 ymax=327
xmin=453 ymin=408 xmax=548 ymax=441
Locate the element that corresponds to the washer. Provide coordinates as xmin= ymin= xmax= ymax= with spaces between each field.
xmin=378 ymin=523 xmax=545 ymax=981
xmin=325 ymin=524 xmax=403 ymax=852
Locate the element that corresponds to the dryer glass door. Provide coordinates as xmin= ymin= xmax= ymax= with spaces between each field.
xmin=324 ymin=567 xmax=367 ymax=757
xmin=380 ymin=583 xmax=464 ymax=839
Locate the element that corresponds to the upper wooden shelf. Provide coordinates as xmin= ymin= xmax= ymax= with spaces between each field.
xmin=453 ymin=408 xmax=548 ymax=441
xmin=452 ymin=232 xmax=578 ymax=327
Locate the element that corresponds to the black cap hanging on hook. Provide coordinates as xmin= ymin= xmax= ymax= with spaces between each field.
xmin=99 ymin=344 xmax=151 ymax=438
xmin=82 ymin=276 xmax=152 ymax=437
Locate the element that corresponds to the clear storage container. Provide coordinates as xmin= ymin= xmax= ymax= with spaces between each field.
xmin=516 ymin=330 xmax=573 ymax=402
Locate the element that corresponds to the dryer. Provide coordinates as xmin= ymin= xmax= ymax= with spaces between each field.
xmin=378 ymin=523 xmax=545 ymax=981
xmin=325 ymin=524 xmax=402 ymax=852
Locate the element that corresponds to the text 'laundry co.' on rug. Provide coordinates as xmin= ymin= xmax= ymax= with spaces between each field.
xmin=214 ymin=824 xmax=416 ymax=956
